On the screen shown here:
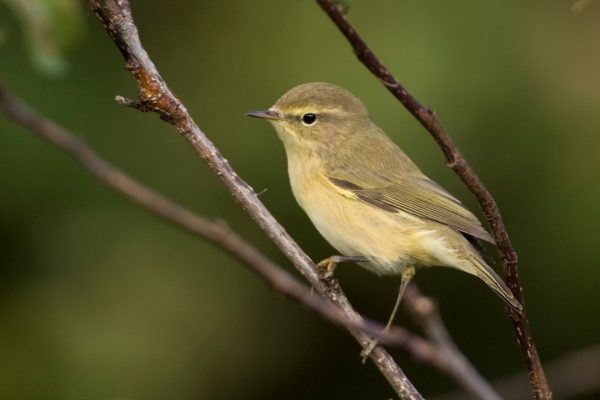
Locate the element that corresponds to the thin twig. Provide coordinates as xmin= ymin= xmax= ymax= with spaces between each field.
xmin=404 ymin=285 xmax=501 ymax=400
xmin=87 ymin=1 xmax=423 ymax=398
xmin=316 ymin=1 xmax=551 ymax=399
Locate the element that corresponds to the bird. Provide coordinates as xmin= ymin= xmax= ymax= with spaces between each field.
xmin=247 ymin=82 xmax=521 ymax=353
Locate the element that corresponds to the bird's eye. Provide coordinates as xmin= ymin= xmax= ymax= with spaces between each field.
xmin=301 ymin=113 xmax=318 ymax=126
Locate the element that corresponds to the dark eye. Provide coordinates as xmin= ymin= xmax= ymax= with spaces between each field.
xmin=301 ymin=113 xmax=318 ymax=126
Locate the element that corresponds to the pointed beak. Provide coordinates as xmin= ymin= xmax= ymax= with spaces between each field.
xmin=245 ymin=109 xmax=282 ymax=121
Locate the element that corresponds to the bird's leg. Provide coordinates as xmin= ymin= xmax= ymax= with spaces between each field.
xmin=360 ymin=266 xmax=416 ymax=362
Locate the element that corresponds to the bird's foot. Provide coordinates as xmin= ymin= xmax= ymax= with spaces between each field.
xmin=316 ymin=255 xmax=368 ymax=300
xmin=360 ymin=337 xmax=383 ymax=363
xmin=317 ymin=255 xmax=368 ymax=280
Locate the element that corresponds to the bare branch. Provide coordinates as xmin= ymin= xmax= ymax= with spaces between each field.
xmin=86 ymin=0 xmax=423 ymax=398
xmin=316 ymin=1 xmax=551 ymax=398
xmin=433 ymin=345 xmax=600 ymax=400
xmin=404 ymin=285 xmax=501 ymax=400
xmin=493 ymin=345 xmax=600 ymax=400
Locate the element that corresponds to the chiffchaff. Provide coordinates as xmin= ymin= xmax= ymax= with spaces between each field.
xmin=247 ymin=82 xmax=521 ymax=346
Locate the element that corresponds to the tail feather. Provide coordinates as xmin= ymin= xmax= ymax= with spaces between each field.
xmin=467 ymin=254 xmax=523 ymax=313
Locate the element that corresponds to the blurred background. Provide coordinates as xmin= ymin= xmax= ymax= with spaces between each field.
xmin=1 ymin=1 xmax=599 ymax=399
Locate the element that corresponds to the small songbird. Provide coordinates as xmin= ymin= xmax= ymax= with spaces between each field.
xmin=247 ymin=82 xmax=521 ymax=345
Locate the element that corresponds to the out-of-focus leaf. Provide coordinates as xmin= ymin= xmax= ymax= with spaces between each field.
xmin=1 ymin=0 xmax=85 ymax=76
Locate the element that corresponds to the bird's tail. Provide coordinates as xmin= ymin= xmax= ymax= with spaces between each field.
xmin=467 ymin=254 xmax=523 ymax=313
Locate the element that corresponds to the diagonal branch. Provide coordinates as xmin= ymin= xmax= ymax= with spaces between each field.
xmin=87 ymin=0 xmax=422 ymax=398
xmin=434 ymin=345 xmax=600 ymax=400
xmin=0 ymin=77 xmax=416 ymax=348
xmin=404 ymin=285 xmax=501 ymax=400
xmin=316 ymin=1 xmax=551 ymax=399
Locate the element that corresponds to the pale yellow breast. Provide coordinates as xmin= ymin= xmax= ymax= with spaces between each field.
xmin=286 ymin=151 xmax=439 ymax=275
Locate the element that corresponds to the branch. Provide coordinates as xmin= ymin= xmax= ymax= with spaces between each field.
xmin=404 ymin=285 xmax=501 ymax=400
xmin=316 ymin=1 xmax=551 ymax=399
xmin=492 ymin=345 xmax=600 ymax=400
xmin=433 ymin=345 xmax=600 ymax=400
xmin=87 ymin=1 xmax=422 ymax=398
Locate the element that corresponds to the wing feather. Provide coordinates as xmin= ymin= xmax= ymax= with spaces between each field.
xmin=329 ymin=176 xmax=495 ymax=243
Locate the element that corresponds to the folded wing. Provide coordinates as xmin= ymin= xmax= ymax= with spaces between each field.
xmin=329 ymin=175 xmax=495 ymax=244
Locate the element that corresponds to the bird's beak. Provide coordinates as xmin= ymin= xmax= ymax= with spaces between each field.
xmin=245 ymin=109 xmax=282 ymax=121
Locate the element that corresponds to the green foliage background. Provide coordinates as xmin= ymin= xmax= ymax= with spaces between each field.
xmin=1 ymin=1 xmax=599 ymax=399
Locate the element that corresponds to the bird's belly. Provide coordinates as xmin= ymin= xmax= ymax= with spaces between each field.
xmin=294 ymin=180 xmax=437 ymax=275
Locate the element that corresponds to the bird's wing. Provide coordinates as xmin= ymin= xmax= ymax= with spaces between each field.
xmin=328 ymin=174 xmax=495 ymax=243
